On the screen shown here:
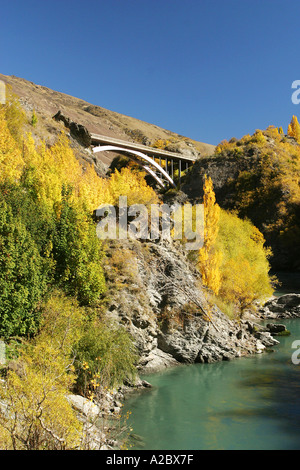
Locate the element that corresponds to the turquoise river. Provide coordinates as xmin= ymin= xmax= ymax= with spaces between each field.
xmin=123 ymin=273 xmax=300 ymax=450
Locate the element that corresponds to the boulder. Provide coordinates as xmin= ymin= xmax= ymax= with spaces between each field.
xmin=260 ymin=294 xmax=300 ymax=318
xmin=66 ymin=394 xmax=101 ymax=420
xmin=266 ymin=323 xmax=288 ymax=335
xmin=277 ymin=294 xmax=300 ymax=308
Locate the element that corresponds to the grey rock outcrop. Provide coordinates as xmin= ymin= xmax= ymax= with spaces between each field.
xmin=67 ymin=394 xmax=102 ymax=420
xmin=53 ymin=110 xmax=92 ymax=147
xmin=259 ymin=294 xmax=300 ymax=318
xmin=165 ymin=141 xmax=200 ymax=160
xmin=105 ymin=239 xmax=280 ymax=373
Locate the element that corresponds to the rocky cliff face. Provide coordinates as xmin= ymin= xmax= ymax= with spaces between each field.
xmin=104 ymin=238 xmax=279 ymax=374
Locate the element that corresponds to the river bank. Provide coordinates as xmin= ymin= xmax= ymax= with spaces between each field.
xmin=120 ymin=278 xmax=300 ymax=450
xmin=70 ymin=272 xmax=300 ymax=449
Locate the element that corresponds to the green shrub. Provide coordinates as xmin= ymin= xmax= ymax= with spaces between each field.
xmin=53 ymin=187 xmax=106 ymax=306
xmin=1 ymin=180 xmax=56 ymax=279
xmin=36 ymin=290 xmax=85 ymax=355
xmin=0 ymin=199 xmax=47 ymax=338
xmin=74 ymin=319 xmax=138 ymax=393
xmin=31 ymin=110 xmax=38 ymax=127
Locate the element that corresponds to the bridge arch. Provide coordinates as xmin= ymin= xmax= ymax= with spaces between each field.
xmin=92 ymin=145 xmax=176 ymax=188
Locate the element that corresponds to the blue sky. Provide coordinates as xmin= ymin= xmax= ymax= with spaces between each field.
xmin=1 ymin=0 xmax=300 ymax=145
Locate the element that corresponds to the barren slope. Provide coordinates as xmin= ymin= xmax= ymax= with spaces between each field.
xmin=0 ymin=73 xmax=215 ymax=162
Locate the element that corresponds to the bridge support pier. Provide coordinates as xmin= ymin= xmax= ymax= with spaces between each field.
xmin=178 ymin=160 xmax=182 ymax=185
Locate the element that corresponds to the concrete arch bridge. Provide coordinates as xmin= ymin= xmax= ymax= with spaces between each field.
xmin=91 ymin=133 xmax=197 ymax=188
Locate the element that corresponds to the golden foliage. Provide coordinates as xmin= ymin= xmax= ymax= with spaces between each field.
xmin=106 ymin=167 xmax=159 ymax=207
xmin=198 ymin=175 xmax=222 ymax=295
xmin=215 ymin=139 xmax=231 ymax=154
xmin=1 ymin=85 xmax=27 ymax=144
xmin=287 ymin=115 xmax=300 ymax=142
xmin=198 ymin=177 xmax=273 ymax=317
xmin=0 ymin=291 xmax=86 ymax=449
xmin=216 ymin=210 xmax=273 ymax=314
xmin=0 ymin=344 xmax=82 ymax=450
xmin=152 ymin=138 xmax=171 ymax=149
xmin=0 ymin=110 xmax=24 ymax=183
xmin=0 ymin=125 xmax=158 ymax=214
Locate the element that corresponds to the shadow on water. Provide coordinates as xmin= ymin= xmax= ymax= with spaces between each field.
xmin=212 ymin=360 xmax=300 ymax=439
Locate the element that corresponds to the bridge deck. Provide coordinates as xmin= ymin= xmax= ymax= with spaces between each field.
xmin=90 ymin=133 xmax=197 ymax=163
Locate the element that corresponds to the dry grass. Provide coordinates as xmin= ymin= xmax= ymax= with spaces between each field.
xmin=0 ymin=73 xmax=215 ymax=157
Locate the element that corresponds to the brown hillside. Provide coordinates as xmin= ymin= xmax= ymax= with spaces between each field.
xmin=0 ymin=73 xmax=215 ymax=174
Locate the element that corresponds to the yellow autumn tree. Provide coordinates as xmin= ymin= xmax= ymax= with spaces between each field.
xmin=287 ymin=115 xmax=300 ymax=142
xmin=153 ymin=139 xmax=171 ymax=149
xmin=1 ymin=85 xmax=27 ymax=145
xmin=21 ymin=132 xmax=158 ymax=214
xmin=107 ymin=167 xmax=159 ymax=207
xmin=215 ymin=210 xmax=273 ymax=316
xmin=21 ymin=133 xmax=79 ymax=211
xmin=78 ymin=164 xmax=109 ymax=213
xmin=197 ymin=176 xmax=273 ymax=318
xmin=21 ymin=132 xmax=106 ymax=214
xmin=0 ymin=109 xmax=24 ymax=183
xmin=198 ymin=175 xmax=222 ymax=295
xmin=0 ymin=341 xmax=82 ymax=450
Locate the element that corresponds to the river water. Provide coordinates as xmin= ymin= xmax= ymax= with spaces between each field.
xmin=124 ymin=276 xmax=300 ymax=450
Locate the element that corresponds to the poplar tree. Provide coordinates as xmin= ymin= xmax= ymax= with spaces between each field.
xmin=287 ymin=115 xmax=300 ymax=142
xmin=198 ymin=175 xmax=222 ymax=295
